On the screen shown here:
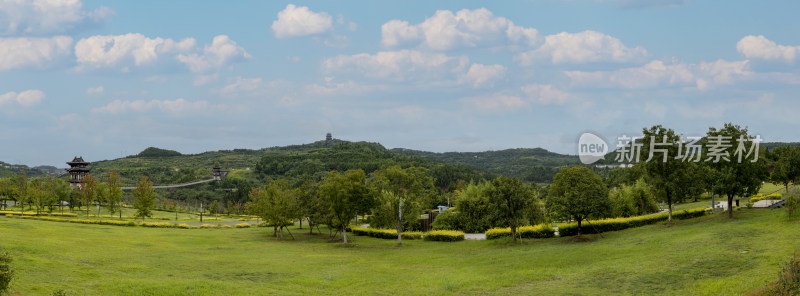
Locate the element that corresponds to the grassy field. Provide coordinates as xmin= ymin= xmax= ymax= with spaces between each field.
xmin=1 ymin=208 xmax=798 ymax=295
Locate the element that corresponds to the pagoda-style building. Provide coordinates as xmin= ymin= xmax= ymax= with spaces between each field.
xmin=66 ymin=156 xmax=91 ymax=188
xmin=212 ymin=164 xmax=228 ymax=181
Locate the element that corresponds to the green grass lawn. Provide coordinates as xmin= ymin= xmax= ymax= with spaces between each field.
xmin=1 ymin=209 xmax=798 ymax=295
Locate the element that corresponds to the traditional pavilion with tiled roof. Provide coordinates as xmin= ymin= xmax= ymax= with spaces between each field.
xmin=66 ymin=156 xmax=90 ymax=188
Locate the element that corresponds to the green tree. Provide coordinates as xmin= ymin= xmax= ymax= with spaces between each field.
xmin=79 ymin=174 xmax=98 ymax=218
xmin=486 ymin=176 xmax=537 ymax=240
xmin=318 ymin=169 xmax=375 ymax=244
xmin=0 ymin=178 xmax=16 ymax=210
xmin=706 ymin=123 xmax=768 ymax=218
xmin=51 ymin=178 xmax=71 ymax=213
xmin=12 ymin=171 xmax=27 ymax=213
xmin=769 ymin=146 xmax=800 ymax=193
xmin=246 ymin=179 xmax=299 ymax=239
xmin=297 ymin=179 xmax=328 ymax=235
xmin=96 ymin=182 xmax=109 ymax=217
xmin=609 ymin=178 xmax=659 ymax=217
xmin=452 ymin=181 xmax=495 ymax=233
xmin=132 ymin=176 xmax=157 ymax=219
xmin=370 ymin=166 xmax=434 ymax=244
xmin=640 ymin=125 xmax=687 ymax=221
xmin=547 ymin=167 xmax=611 ymax=236
xmin=209 ymin=199 xmax=219 ymax=217
xmin=30 ymin=177 xmax=57 ymax=215
xmin=0 ymin=250 xmax=12 ymax=293
xmin=105 ymin=170 xmax=124 ymax=218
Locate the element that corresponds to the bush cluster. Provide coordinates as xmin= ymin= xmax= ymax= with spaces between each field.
xmin=423 ymin=230 xmax=465 ymax=242
xmin=349 ymin=226 xmax=424 ymax=240
xmin=558 ymin=208 xmax=708 ymax=237
xmin=2 ymin=215 xmax=254 ymax=229
xmin=485 ymin=224 xmax=556 ymax=240
xmin=751 ymin=193 xmax=783 ymax=203
xmin=0 ymin=211 xmax=78 ymax=217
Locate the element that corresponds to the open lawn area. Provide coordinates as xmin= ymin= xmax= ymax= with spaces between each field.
xmin=1 ymin=209 xmax=798 ymax=295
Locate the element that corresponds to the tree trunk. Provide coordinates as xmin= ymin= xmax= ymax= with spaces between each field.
xmin=511 ymin=225 xmax=517 ymax=241
xmin=299 ymin=219 xmax=303 ymax=229
xmin=577 ymin=219 xmax=582 ymax=236
xmin=397 ymin=221 xmax=402 ymax=245
xmin=342 ymin=225 xmax=348 ymax=244
xmin=667 ymin=190 xmax=673 ymax=222
xmin=727 ymin=194 xmax=734 ymax=218
xmin=309 ymin=221 xmax=314 ymax=235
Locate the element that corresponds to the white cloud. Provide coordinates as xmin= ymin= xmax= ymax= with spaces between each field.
xmin=92 ymin=98 xmax=210 ymax=114
xmin=0 ymin=0 xmax=113 ymax=35
xmin=304 ymin=80 xmax=381 ymax=96
xmin=516 ymin=30 xmax=648 ymax=65
xmin=193 ymin=74 xmax=218 ymax=86
xmin=737 ymin=35 xmax=799 ymax=62
xmin=0 ymin=36 xmax=72 ymax=70
xmin=565 ymin=59 xmax=751 ymax=90
xmin=615 ymin=0 xmax=687 ymax=9
xmin=381 ymin=8 xmax=538 ymax=50
xmin=460 ymin=94 xmax=526 ymax=113
xmin=271 ymin=4 xmax=332 ymax=38
xmin=0 ymin=89 xmax=44 ymax=107
xmin=177 ymin=35 xmax=251 ymax=73
xmin=218 ymin=77 xmax=292 ymax=98
xmin=460 ymin=63 xmax=506 ymax=88
xmin=74 ymin=33 xmax=196 ymax=70
xmin=86 ymin=86 xmax=104 ymax=95
xmin=520 ymin=84 xmax=571 ymax=104
xmin=322 ymin=50 xmax=469 ymax=82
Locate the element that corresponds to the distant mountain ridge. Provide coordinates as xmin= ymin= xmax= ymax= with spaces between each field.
xmin=5 ymin=141 xmax=799 ymax=184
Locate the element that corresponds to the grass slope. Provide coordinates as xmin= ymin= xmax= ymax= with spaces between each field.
xmin=1 ymin=209 xmax=798 ymax=295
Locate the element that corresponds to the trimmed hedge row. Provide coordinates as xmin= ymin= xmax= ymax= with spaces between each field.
xmin=485 ymin=224 xmax=556 ymax=240
xmin=350 ymin=226 xmax=424 ymax=240
xmin=0 ymin=210 xmax=78 ymax=217
xmin=751 ymin=193 xmax=782 ymax=203
xmin=11 ymin=215 xmax=138 ymax=227
xmin=3 ymin=214 xmax=253 ymax=229
xmin=424 ymin=230 xmax=465 ymax=242
xmin=558 ymin=208 xmax=709 ymax=237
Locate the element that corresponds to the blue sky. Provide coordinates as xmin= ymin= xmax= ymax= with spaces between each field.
xmin=2 ymin=0 xmax=800 ymax=167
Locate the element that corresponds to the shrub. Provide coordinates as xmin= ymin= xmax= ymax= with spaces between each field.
xmin=519 ymin=224 xmax=556 ymax=239
xmin=349 ymin=226 xmax=423 ymax=240
xmin=0 ymin=250 xmax=12 ymax=293
xmin=786 ymin=192 xmax=800 ymax=218
xmin=256 ymin=221 xmax=294 ymax=227
xmin=485 ymin=227 xmax=511 ymax=240
xmin=401 ymin=231 xmax=423 ymax=240
xmin=431 ymin=210 xmax=459 ymax=230
xmin=140 ymin=222 xmax=173 ymax=228
xmin=775 ymin=254 xmax=800 ymax=295
xmin=558 ymin=208 xmax=708 ymax=237
xmin=424 ymin=230 xmax=464 ymax=242
xmin=235 ymin=223 xmax=251 ymax=228
xmin=486 ymin=224 xmax=555 ymax=240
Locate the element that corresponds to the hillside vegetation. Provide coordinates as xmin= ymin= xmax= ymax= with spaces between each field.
xmin=392 ymin=147 xmax=579 ymax=183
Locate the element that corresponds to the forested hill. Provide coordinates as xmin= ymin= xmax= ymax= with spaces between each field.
xmin=391 ymin=147 xmax=580 ymax=183
xmin=0 ymin=161 xmax=62 ymax=178
xmin=88 ymin=140 xmax=495 ymax=189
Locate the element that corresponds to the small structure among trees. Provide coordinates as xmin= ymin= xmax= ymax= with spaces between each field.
xmin=66 ymin=156 xmax=90 ymax=189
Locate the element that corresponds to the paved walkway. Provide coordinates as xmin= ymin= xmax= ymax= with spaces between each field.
xmin=464 ymin=233 xmax=486 ymax=240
